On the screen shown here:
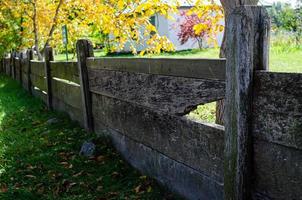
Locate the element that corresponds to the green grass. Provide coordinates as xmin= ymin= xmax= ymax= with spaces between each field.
xmin=55 ymin=47 xmax=302 ymax=73
xmin=0 ymin=75 xmax=180 ymax=200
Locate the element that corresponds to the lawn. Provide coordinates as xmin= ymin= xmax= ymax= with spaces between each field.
xmin=0 ymin=75 xmax=180 ymax=200
xmin=55 ymin=48 xmax=302 ymax=73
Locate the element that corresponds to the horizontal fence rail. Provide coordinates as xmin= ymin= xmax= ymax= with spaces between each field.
xmin=86 ymin=57 xmax=226 ymax=80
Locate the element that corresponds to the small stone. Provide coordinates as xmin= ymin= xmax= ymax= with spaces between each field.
xmin=79 ymin=141 xmax=96 ymax=157
xmin=46 ymin=118 xmax=59 ymax=125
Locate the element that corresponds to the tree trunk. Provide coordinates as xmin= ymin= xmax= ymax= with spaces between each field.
xmin=216 ymin=0 xmax=259 ymax=125
xmin=33 ymin=0 xmax=43 ymax=60
xmin=43 ymin=0 xmax=64 ymax=50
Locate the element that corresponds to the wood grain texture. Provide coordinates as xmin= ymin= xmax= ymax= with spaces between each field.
xmin=76 ymin=39 xmax=94 ymax=132
xmin=106 ymin=128 xmax=224 ymax=200
xmin=92 ymin=93 xmax=225 ymax=182
xmin=224 ymin=6 xmax=270 ymax=200
xmin=50 ymin=61 xmax=80 ymax=84
xmin=86 ymin=57 xmax=226 ymax=80
xmin=253 ymin=140 xmax=302 ymax=200
xmin=253 ymin=71 xmax=302 ymax=150
xmin=44 ymin=46 xmax=54 ymax=110
xmin=88 ymin=69 xmax=225 ymax=115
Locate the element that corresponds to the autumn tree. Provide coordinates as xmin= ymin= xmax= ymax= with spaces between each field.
xmin=176 ymin=4 xmax=224 ymax=49
xmin=1 ymin=0 xmax=180 ymax=58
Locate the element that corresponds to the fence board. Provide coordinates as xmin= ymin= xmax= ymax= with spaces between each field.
xmin=32 ymin=86 xmax=47 ymax=103
xmin=52 ymin=79 xmax=82 ymax=110
xmin=52 ymin=96 xmax=84 ymax=125
xmin=92 ymin=93 xmax=224 ymax=182
xmin=50 ymin=61 xmax=80 ymax=84
xmin=253 ymin=71 xmax=302 ymax=150
xmin=253 ymin=140 xmax=302 ymax=200
xmin=88 ymin=69 xmax=225 ymax=115
xmin=87 ymin=57 xmax=226 ymax=80
xmin=31 ymin=74 xmax=47 ymax=92
xmin=107 ymin=128 xmax=224 ymax=200
xmin=31 ymin=61 xmax=45 ymax=76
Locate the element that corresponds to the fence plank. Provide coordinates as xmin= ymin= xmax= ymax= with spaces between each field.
xmin=31 ymin=61 xmax=45 ymax=76
xmin=76 ymin=39 xmax=94 ymax=132
xmin=253 ymin=71 xmax=302 ymax=150
xmin=50 ymin=61 xmax=79 ymax=84
xmin=88 ymin=68 xmax=225 ymax=115
xmin=224 ymin=6 xmax=270 ymax=200
xmin=92 ymin=93 xmax=225 ymax=183
xmin=52 ymin=79 xmax=82 ymax=110
xmin=253 ymin=140 xmax=302 ymax=199
xmin=87 ymin=57 xmax=226 ymax=80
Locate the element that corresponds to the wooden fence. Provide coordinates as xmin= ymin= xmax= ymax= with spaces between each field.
xmin=0 ymin=6 xmax=301 ymax=200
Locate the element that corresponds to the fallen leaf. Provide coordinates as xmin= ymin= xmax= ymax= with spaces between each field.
xmin=134 ymin=185 xmax=141 ymax=193
xmin=96 ymin=185 xmax=103 ymax=191
xmin=0 ymin=184 xmax=8 ymax=193
xmin=25 ymin=175 xmax=36 ymax=179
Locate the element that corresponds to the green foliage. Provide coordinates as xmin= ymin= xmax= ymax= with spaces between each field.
xmin=0 ymin=75 xmax=181 ymax=200
xmin=0 ymin=6 xmax=23 ymax=58
xmin=269 ymin=2 xmax=302 ymax=45
xmin=271 ymin=31 xmax=302 ymax=53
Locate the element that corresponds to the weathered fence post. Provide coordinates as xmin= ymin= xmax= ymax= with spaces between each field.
xmin=27 ymin=49 xmax=33 ymax=94
xmin=76 ymin=39 xmax=94 ymax=132
xmin=19 ymin=52 xmax=23 ymax=83
xmin=224 ymin=6 xmax=270 ymax=200
xmin=9 ymin=52 xmax=15 ymax=78
xmin=44 ymin=46 xmax=54 ymax=110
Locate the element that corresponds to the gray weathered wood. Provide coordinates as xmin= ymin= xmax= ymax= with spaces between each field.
xmin=86 ymin=57 xmax=226 ymax=80
xmin=31 ymin=61 xmax=45 ymax=76
xmin=50 ymin=61 xmax=80 ymax=84
xmin=31 ymin=74 xmax=47 ymax=91
xmin=253 ymin=140 xmax=302 ymax=200
xmin=76 ymin=39 xmax=94 ymax=132
xmin=19 ymin=53 xmax=23 ymax=83
xmin=44 ymin=46 xmax=54 ymax=110
xmin=52 ymin=79 xmax=82 ymax=110
xmin=4 ymin=58 xmax=10 ymax=75
xmin=52 ymin=95 xmax=84 ymax=126
xmin=9 ymin=52 xmax=13 ymax=77
xmin=12 ymin=52 xmax=16 ymax=79
xmin=88 ymin=69 xmax=225 ymax=115
xmin=92 ymin=93 xmax=225 ymax=182
xmin=224 ymin=6 xmax=270 ymax=200
xmin=107 ymin=128 xmax=224 ymax=200
xmin=27 ymin=49 xmax=33 ymax=94
xmin=253 ymin=71 xmax=302 ymax=150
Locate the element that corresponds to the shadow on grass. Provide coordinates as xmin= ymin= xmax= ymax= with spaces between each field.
xmin=0 ymin=75 xmax=180 ymax=200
